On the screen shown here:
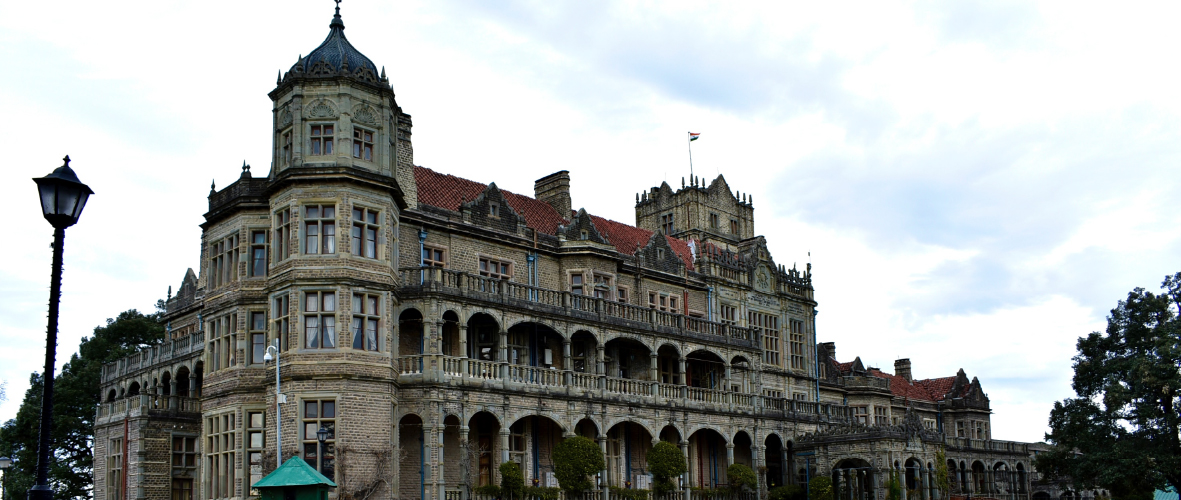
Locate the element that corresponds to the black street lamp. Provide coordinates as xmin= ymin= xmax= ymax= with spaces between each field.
xmin=29 ymin=156 xmax=93 ymax=500
xmin=316 ymin=426 xmax=330 ymax=475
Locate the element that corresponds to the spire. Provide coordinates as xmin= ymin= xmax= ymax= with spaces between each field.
xmin=331 ymin=0 xmax=344 ymax=30
xmin=277 ymin=71 xmax=282 ymax=85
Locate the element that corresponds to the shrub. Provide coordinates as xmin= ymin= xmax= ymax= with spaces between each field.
xmin=611 ymin=486 xmax=650 ymax=500
xmin=647 ymin=441 xmax=687 ymax=494
xmin=808 ymin=477 xmax=833 ymax=500
xmin=501 ymin=462 xmax=525 ymax=500
xmin=523 ymin=487 xmax=561 ymax=500
xmin=553 ymin=436 xmax=606 ymax=493
xmin=727 ymin=464 xmax=757 ymax=492
xmin=769 ymin=485 xmax=805 ymax=500
xmin=885 ymin=470 xmax=903 ymax=500
xmin=474 ymin=485 xmax=502 ymax=498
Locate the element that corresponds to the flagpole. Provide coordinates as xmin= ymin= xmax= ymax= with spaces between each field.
xmin=688 ymin=131 xmax=694 ymax=178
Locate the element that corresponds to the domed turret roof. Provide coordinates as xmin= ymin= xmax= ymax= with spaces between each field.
xmin=283 ymin=4 xmax=382 ymax=86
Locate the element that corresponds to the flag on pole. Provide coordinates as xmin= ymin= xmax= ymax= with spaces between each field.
xmin=688 ymin=132 xmax=701 ymax=141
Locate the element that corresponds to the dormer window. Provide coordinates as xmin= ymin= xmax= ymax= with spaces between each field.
xmin=580 ymin=229 xmax=588 ymax=240
xmin=489 ymin=202 xmax=500 ymax=218
xmin=657 ymin=248 xmax=665 ymax=260
xmin=352 ymin=127 xmax=373 ymax=161
xmin=310 ymin=124 xmax=334 ymax=155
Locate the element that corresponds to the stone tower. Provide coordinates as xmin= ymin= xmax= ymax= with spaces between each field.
xmin=269 ymin=4 xmax=416 ymax=207
xmin=635 ymin=174 xmax=754 ymax=248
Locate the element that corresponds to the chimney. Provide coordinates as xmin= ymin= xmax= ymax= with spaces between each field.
xmin=819 ymin=342 xmax=836 ymax=361
xmin=895 ymin=358 xmax=912 ymax=383
xmin=535 ymin=171 xmax=572 ymax=219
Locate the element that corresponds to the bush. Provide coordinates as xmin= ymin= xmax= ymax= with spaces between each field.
xmin=727 ymin=464 xmax=757 ymax=492
xmin=885 ymin=470 xmax=903 ymax=500
xmin=769 ymin=485 xmax=805 ymax=500
xmin=501 ymin=462 xmax=525 ymax=500
xmin=523 ymin=487 xmax=561 ymax=500
xmin=808 ymin=477 xmax=833 ymax=500
xmin=553 ymin=436 xmax=606 ymax=493
xmin=647 ymin=441 xmax=687 ymax=494
xmin=611 ymin=486 xmax=650 ymax=500
xmin=474 ymin=485 xmax=502 ymax=498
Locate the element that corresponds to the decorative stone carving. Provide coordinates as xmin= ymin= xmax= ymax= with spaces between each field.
xmin=353 ymin=104 xmax=379 ymax=126
xmin=305 ymin=99 xmax=338 ymax=119
xmin=277 ymin=106 xmax=293 ymax=129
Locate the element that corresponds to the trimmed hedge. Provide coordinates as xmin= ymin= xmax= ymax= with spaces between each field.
xmin=647 ymin=441 xmax=687 ymax=494
xmin=501 ymin=462 xmax=525 ymax=500
xmin=808 ymin=477 xmax=833 ymax=500
xmin=769 ymin=484 xmax=805 ymax=500
xmin=726 ymin=464 xmax=757 ymax=491
xmin=553 ymin=436 xmax=606 ymax=493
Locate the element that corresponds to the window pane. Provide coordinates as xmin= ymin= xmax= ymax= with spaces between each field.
xmin=367 ymin=296 xmax=378 ymax=314
xmin=305 ymin=294 xmax=318 ymax=312
xmin=250 ymin=431 xmax=263 ymax=448
xmin=323 ymin=292 xmax=335 ymax=311
xmin=322 ymin=401 xmax=335 ymax=418
xmin=252 ymin=312 xmax=265 ymax=330
xmin=325 ymin=139 xmax=333 ymax=154
xmin=305 ymin=317 xmax=319 ymax=348
xmin=323 ymin=206 xmax=334 ymax=218
xmin=322 ymin=317 xmax=336 ymax=347
xmin=367 ymin=212 xmax=377 ymax=224
xmin=311 ymin=140 xmax=320 ymax=155
xmin=352 ymin=294 xmax=361 ymax=312
xmin=250 ymin=412 xmax=264 ymax=428
xmin=364 ymin=145 xmax=372 ymax=161
xmin=305 ymin=401 xmax=317 ymax=418
xmin=352 ymin=318 xmax=363 ymax=349
xmin=324 ymin=125 xmax=333 ymax=135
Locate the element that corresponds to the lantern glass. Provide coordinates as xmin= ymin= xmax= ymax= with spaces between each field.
xmin=33 ymin=158 xmax=93 ymax=229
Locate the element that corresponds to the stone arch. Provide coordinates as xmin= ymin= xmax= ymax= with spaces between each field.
xmin=1033 ymin=492 xmax=1051 ymax=500
xmin=441 ymin=310 xmax=461 ymax=357
xmin=656 ymin=344 xmax=682 ymax=384
xmin=506 ymin=318 xmax=566 ymax=339
xmin=604 ymin=417 xmax=658 ymax=441
xmin=442 ymin=414 xmax=464 ymax=492
xmin=467 ymin=312 xmax=500 ymax=361
xmin=948 ymin=459 xmax=960 ymax=492
xmin=160 ymin=371 xmax=172 ymax=396
xmin=506 ymin=322 xmax=564 ymax=368
xmin=688 ymin=426 xmax=728 ymax=488
xmin=507 ymin=414 xmax=567 ymax=484
xmin=508 ymin=411 xmax=569 ymax=434
xmin=658 ymin=424 xmax=683 ymax=444
xmin=732 ymin=430 xmax=753 ymax=468
xmin=905 ymin=457 xmax=923 ymax=490
xmin=574 ymin=417 xmax=601 ymax=438
xmin=603 ymin=336 xmax=652 ymax=379
xmin=685 ymin=349 xmax=725 ymax=389
xmin=570 ymin=330 xmax=599 ymax=374
xmin=107 ymin=388 xmax=117 ymax=402
xmin=764 ymin=433 xmax=786 ymax=488
xmin=972 ymin=461 xmax=987 ymax=493
xmin=399 ymin=308 xmax=425 ymax=356
xmin=175 ymin=366 xmax=191 ymax=397
xmin=1016 ymin=463 xmax=1027 ymax=493
xmin=397 ymin=414 xmax=427 ymax=500
xmin=604 ymin=420 xmax=655 ymax=488
xmin=730 ymin=354 xmax=754 ymax=393
xmin=833 ymin=458 xmax=874 ymax=500
xmin=468 ymin=411 xmax=502 ymax=488
xmin=128 ymin=381 xmax=141 ymax=397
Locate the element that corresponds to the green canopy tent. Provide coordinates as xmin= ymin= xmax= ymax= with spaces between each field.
xmin=252 ymin=457 xmax=337 ymax=500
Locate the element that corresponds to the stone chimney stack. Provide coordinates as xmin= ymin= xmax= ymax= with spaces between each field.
xmin=535 ymin=171 xmax=572 ymax=219
xmin=819 ymin=342 xmax=836 ymax=361
xmin=895 ymin=358 xmax=912 ymax=383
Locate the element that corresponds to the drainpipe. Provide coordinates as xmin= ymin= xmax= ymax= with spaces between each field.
xmin=813 ymin=310 xmax=820 ymax=403
xmin=418 ymin=229 xmax=428 ymax=284
xmin=527 ymin=253 xmax=537 ymax=301
xmin=707 ymin=287 xmax=714 ymax=321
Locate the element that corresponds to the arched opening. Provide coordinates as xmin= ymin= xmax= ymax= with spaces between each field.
xmin=398 ymin=415 xmax=426 ymax=500
xmin=604 ymin=338 xmax=651 ymax=380
xmin=732 ymin=431 xmax=753 ymax=469
xmin=659 ymin=426 xmax=682 ymax=445
xmin=730 ymin=355 xmax=752 ymax=392
xmin=605 ymin=421 xmax=654 ymax=488
xmin=1033 ymin=492 xmax=1051 ymax=500
xmin=657 ymin=345 xmax=681 ymax=384
xmin=994 ymin=462 xmax=1010 ymax=495
xmin=576 ymin=418 xmax=600 ymax=439
xmin=128 ymin=381 xmax=141 ymax=397
xmin=905 ymin=457 xmax=922 ymax=491
xmin=468 ymin=412 xmax=502 ymax=488
xmin=442 ymin=311 xmax=461 ymax=357
xmin=193 ymin=362 xmax=204 ymax=398
xmin=107 ymin=389 xmax=117 ymax=402
xmin=688 ymin=428 xmax=726 ymax=488
xmin=506 ymin=322 xmax=564 ymax=369
xmin=764 ymin=434 xmax=784 ymax=488
xmin=948 ymin=460 xmax=959 ymax=493
xmin=1016 ymin=463 xmax=1027 ymax=493
xmin=570 ymin=331 xmax=598 ymax=374
xmin=467 ymin=313 xmax=500 ymax=361
xmin=972 ymin=461 xmax=986 ymax=494
xmin=399 ymin=309 xmax=425 ymax=356
xmin=442 ymin=415 xmax=463 ymax=496
xmin=833 ymin=458 xmax=873 ymax=500
xmin=685 ymin=350 xmax=724 ymax=389
xmin=160 ymin=372 xmax=172 ymax=396
xmin=175 ymin=366 xmax=191 ymax=398
xmin=507 ymin=415 xmax=566 ymax=487
xmin=960 ymin=461 xmax=969 ymax=493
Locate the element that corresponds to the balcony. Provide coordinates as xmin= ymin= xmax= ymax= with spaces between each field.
xmin=101 ymin=330 xmax=206 ymax=383
xmin=96 ymin=394 xmax=201 ymax=425
xmin=396 ymin=354 xmax=852 ymax=423
xmin=398 ymin=267 xmax=759 ymax=349
xmin=945 ymin=437 xmax=1030 ymax=454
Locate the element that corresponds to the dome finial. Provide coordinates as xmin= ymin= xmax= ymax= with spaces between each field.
xmin=331 ymin=0 xmax=344 ymax=30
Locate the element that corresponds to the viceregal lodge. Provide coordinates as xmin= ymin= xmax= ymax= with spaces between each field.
xmin=93 ymin=6 xmax=1072 ymax=500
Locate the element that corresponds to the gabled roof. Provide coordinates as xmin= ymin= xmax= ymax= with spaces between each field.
xmin=414 ymin=166 xmax=695 ymax=270
xmin=252 ymin=457 xmax=336 ymax=489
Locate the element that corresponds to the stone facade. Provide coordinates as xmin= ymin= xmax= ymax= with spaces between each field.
xmin=92 ymin=7 xmax=1050 ymax=500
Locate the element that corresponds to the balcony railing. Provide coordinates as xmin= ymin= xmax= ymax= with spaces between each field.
xmin=396 ymin=354 xmax=852 ymax=422
xmin=101 ymin=330 xmax=207 ymax=383
xmin=399 ymin=267 xmax=758 ymax=349
xmin=96 ymin=394 xmax=202 ymax=422
xmin=945 ymin=437 xmax=1030 ymax=454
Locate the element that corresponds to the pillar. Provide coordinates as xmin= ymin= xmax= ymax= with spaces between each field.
xmin=460 ymin=426 xmax=470 ymax=500
xmin=436 ymin=423 xmax=446 ymax=500
xmin=596 ymin=345 xmax=606 ymax=375
xmin=726 ymin=442 xmax=735 ymax=467
xmin=168 ymin=379 xmax=177 ymax=409
xmin=929 ymin=465 xmax=940 ymax=500
xmin=919 ymin=466 xmax=928 ymax=500
xmin=650 ymin=353 xmax=659 ymax=396
xmin=680 ymin=440 xmax=691 ymax=500
xmin=598 ymin=436 xmax=610 ymax=500
xmin=499 ymin=330 xmax=510 ymax=379
xmin=564 ymin=340 xmax=573 ymax=386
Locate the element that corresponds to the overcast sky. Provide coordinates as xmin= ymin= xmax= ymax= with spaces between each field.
xmin=2 ymin=1 xmax=1179 ymax=444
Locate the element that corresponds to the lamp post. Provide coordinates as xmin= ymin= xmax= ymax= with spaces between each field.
xmin=263 ymin=340 xmax=282 ymax=464
xmin=316 ymin=427 xmax=330 ymax=475
xmin=30 ymin=156 xmax=93 ymax=500
xmin=1 ymin=456 xmax=13 ymax=500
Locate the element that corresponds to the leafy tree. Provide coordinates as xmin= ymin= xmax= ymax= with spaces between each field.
xmin=646 ymin=441 xmax=687 ymax=494
xmin=885 ymin=469 xmax=903 ymax=500
xmin=726 ymin=464 xmax=757 ymax=492
xmin=500 ymin=461 xmax=525 ymax=500
xmin=807 ymin=476 xmax=832 ymax=500
xmin=1036 ymin=273 xmax=1181 ymax=498
xmin=553 ymin=436 xmax=605 ymax=493
xmin=933 ymin=449 xmax=950 ymax=497
xmin=0 ymin=308 xmax=165 ymax=500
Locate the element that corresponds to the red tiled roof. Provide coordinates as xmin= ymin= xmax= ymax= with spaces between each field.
xmin=414 ymin=166 xmax=694 ymax=269
xmin=588 ymin=215 xmax=695 ymax=271
xmin=866 ymin=369 xmax=962 ymax=402
xmin=414 ymin=167 xmax=568 ymax=234
xmin=915 ymin=376 xmax=959 ymax=399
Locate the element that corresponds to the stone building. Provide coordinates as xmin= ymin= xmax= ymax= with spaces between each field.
xmin=93 ymin=6 xmax=1046 ymax=500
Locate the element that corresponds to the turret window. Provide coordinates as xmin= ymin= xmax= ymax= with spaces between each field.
xmin=281 ymin=130 xmax=293 ymax=166
xmin=310 ymin=124 xmax=334 ymax=155
xmin=352 ymin=127 xmax=373 ymax=161
xmin=303 ymin=291 xmax=337 ymax=349
xmin=351 ymin=207 xmax=379 ymax=259
xmin=304 ymin=205 xmax=336 ymax=254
